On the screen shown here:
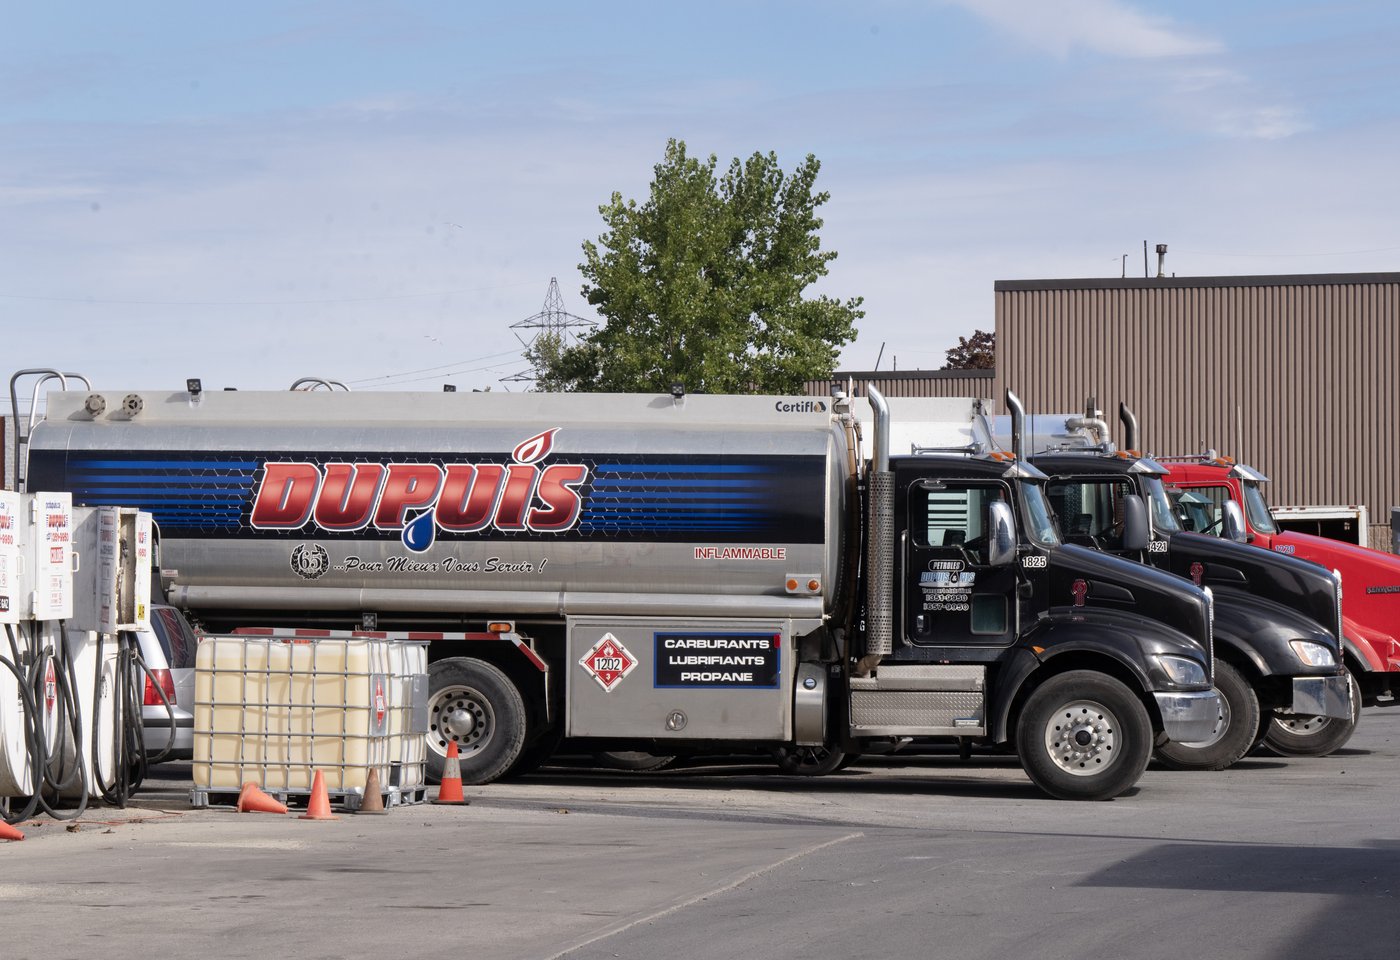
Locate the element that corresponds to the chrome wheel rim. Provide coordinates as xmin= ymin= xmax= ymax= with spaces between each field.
xmin=1045 ymin=699 xmax=1121 ymax=777
xmin=1272 ymin=713 xmax=1333 ymax=737
xmin=428 ymin=684 xmax=495 ymax=760
xmin=1178 ymin=684 xmax=1231 ymax=749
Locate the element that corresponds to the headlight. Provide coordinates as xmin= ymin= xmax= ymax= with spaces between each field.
xmin=1157 ymin=654 xmax=1208 ymax=686
xmin=1290 ymin=640 xmax=1337 ymax=667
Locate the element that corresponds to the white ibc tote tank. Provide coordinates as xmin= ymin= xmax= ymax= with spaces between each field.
xmin=194 ymin=635 xmax=403 ymax=801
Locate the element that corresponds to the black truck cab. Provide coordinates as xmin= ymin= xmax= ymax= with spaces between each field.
xmin=850 ymin=449 xmax=1219 ymax=799
xmin=1032 ymin=449 xmax=1354 ymax=768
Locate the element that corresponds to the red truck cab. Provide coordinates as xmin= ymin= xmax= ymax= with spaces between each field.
xmin=1165 ymin=455 xmax=1400 ymax=709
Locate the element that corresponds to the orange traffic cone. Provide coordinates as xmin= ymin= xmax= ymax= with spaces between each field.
xmin=299 ymin=769 xmax=339 ymax=821
xmin=356 ymin=767 xmax=387 ymax=815
xmin=1 ymin=820 xmax=24 ymax=842
xmin=432 ymin=741 xmax=470 ymax=805
xmin=237 ymin=781 xmax=288 ymax=815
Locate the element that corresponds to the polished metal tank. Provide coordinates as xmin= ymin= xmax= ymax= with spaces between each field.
xmin=28 ymin=389 xmax=851 ymax=620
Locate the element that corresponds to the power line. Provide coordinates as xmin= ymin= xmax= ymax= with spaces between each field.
xmin=359 ymin=360 xmax=522 ymax=389
xmin=0 ymin=280 xmax=542 ymax=307
xmin=347 ymin=349 xmax=524 ymax=386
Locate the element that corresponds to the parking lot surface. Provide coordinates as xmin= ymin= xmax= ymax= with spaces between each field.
xmin=5 ymin=710 xmax=1399 ymax=960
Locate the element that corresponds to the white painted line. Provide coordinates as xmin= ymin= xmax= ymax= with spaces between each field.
xmin=541 ymin=831 xmax=864 ymax=960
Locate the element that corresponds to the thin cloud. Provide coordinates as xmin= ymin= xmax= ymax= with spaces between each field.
xmin=948 ymin=0 xmax=1306 ymax=141
xmin=1205 ymin=104 xmax=1310 ymax=141
xmin=947 ymin=0 xmax=1223 ymax=59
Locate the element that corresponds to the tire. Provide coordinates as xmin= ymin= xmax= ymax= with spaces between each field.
xmin=593 ymin=751 xmax=676 ymax=772
xmin=426 ymin=658 xmax=527 ymax=785
xmin=1154 ymin=660 xmax=1260 ymax=771
xmin=1016 ymin=671 xmax=1153 ymax=801
xmin=772 ymin=744 xmax=849 ymax=776
xmin=1261 ymin=668 xmax=1361 ymax=758
xmin=500 ymin=723 xmax=565 ymax=780
xmin=1247 ymin=707 xmax=1273 ymax=755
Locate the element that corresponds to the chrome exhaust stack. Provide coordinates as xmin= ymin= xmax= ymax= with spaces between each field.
xmin=1119 ymin=402 xmax=1139 ymax=451
xmin=860 ymin=385 xmax=894 ymax=669
xmin=1005 ymin=389 xmax=1027 ymax=462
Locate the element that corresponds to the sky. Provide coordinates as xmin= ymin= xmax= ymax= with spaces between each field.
xmin=4 ymin=0 xmax=1400 ymax=399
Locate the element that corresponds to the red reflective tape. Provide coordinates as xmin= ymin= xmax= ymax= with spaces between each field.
xmin=233 ymin=627 xmax=275 ymax=635
xmin=405 ymin=632 xmax=445 ymax=641
xmin=513 ymin=641 xmax=548 ymax=672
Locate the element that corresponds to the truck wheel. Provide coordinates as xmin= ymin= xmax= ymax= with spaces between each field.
xmin=772 ymin=744 xmax=849 ymax=776
xmin=426 ymin=659 xmax=527 ymax=785
xmin=1016 ymin=671 xmax=1152 ymax=801
xmin=1261 ymin=668 xmax=1361 ymax=757
xmin=1153 ymin=661 xmax=1259 ymax=771
xmin=500 ymin=724 xmax=564 ymax=780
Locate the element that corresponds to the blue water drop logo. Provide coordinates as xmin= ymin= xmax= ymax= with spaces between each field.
xmin=402 ymin=510 xmax=437 ymax=552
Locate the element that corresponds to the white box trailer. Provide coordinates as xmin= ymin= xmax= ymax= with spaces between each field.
xmin=1271 ymin=504 xmax=1369 ymax=547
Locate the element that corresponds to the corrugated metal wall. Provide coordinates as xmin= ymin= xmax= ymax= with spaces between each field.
xmin=806 ymin=369 xmax=995 ymax=399
xmin=994 ymin=273 xmax=1399 ymax=549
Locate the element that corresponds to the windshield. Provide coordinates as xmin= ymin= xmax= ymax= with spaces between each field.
xmin=1019 ymin=481 xmax=1061 ymax=548
xmin=1141 ymin=476 xmax=1181 ymax=534
xmin=1241 ymin=481 xmax=1278 ymax=535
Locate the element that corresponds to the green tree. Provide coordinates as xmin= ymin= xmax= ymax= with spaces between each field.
xmin=529 ymin=139 xmax=862 ymax=393
xmin=942 ymin=329 xmax=995 ymax=370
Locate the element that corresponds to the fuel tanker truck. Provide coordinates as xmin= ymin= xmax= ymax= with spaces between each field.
xmin=16 ymin=375 xmax=1221 ymax=801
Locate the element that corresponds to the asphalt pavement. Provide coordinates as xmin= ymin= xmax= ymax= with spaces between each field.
xmin=3 ymin=710 xmax=1398 ymax=960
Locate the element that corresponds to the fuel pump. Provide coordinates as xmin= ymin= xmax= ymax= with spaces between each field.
xmin=1 ymin=495 xmax=155 ymax=825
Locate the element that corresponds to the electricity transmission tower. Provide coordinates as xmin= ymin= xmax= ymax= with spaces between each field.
xmin=501 ymin=277 xmax=596 ymax=387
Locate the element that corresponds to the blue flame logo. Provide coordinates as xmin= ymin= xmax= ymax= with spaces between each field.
xmin=402 ymin=510 xmax=437 ymax=552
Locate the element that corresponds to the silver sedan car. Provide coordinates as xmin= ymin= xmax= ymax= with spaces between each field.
xmin=136 ymin=605 xmax=199 ymax=763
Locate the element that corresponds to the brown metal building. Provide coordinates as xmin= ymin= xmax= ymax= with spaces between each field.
xmin=994 ymin=272 xmax=1399 ymax=550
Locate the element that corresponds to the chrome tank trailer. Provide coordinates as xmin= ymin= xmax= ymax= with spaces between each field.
xmin=27 ymin=390 xmax=853 ymax=623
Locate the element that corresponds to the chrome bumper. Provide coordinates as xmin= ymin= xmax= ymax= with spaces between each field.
xmin=1155 ymin=690 xmax=1224 ymax=744
xmin=1289 ymin=674 xmax=1353 ymax=719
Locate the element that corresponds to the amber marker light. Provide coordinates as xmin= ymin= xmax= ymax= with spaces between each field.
xmin=807 ymin=579 xmax=821 ymax=592
xmin=487 ymin=621 xmax=515 ymax=634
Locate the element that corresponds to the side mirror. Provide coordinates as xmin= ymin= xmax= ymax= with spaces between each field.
xmin=1222 ymin=499 xmax=1249 ymax=543
xmin=986 ymin=500 xmax=1017 ymax=567
xmin=1120 ymin=495 xmax=1150 ymax=552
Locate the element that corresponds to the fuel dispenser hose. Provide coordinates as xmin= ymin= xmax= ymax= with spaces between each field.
xmin=4 ymin=621 xmax=91 ymax=821
xmin=2 ymin=621 xmax=89 ymax=823
xmin=1 ymin=623 xmax=169 ymax=824
xmin=85 ymin=627 xmax=175 ymax=807
xmin=1 ymin=626 xmax=43 ymax=825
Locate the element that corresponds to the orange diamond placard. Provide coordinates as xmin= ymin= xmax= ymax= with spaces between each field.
xmin=579 ymin=633 xmax=638 ymax=691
